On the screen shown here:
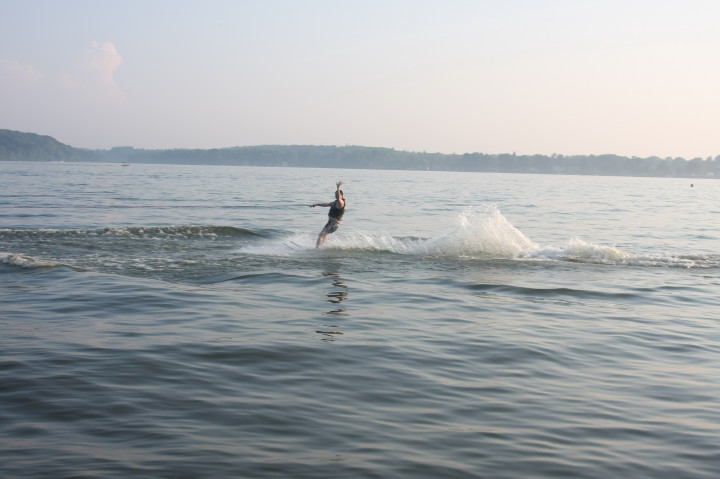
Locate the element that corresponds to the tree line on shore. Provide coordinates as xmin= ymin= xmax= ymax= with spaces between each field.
xmin=1 ymin=129 xmax=718 ymax=178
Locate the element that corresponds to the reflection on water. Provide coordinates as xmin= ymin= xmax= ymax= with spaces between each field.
xmin=316 ymin=271 xmax=349 ymax=341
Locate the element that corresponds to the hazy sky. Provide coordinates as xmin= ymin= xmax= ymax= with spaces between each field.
xmin=1 ymin=0 xmax=719 ymax=158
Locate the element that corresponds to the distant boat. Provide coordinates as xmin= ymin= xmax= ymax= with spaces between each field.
xmin=121 ymin=163 xmax=131 ymax=167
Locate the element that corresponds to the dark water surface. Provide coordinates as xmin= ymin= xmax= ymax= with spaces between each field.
xmin=1 ymin=162 xmax=719 ymax=478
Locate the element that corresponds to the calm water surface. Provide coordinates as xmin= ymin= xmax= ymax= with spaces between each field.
xmin=1 ymin=162 xmax=719 ymax=478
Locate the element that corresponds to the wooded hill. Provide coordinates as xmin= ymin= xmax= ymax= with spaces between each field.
xmin=1 ymin=129 xmax=718 ymax=178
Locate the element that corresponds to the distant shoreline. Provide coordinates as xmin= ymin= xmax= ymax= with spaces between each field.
xmin=1 ymin=129 xmax=717 ymax=179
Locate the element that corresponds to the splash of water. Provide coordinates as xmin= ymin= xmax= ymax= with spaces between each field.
xmin=412 ymin=205 xmax=538 ymax=258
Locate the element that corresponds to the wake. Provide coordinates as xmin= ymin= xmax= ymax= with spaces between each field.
xmin=238 ymin=205 xmax=718 ymax=268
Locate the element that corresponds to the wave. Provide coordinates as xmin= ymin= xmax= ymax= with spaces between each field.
xmin=0 ymin=225 xmax=265 ymax=241
xmin=0 ymin=252 xmax=66 ymax=269
xmin=240 ymin=205 xmax=720 ymax=269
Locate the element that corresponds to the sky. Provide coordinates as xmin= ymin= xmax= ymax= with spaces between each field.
xmin=1 ymin=0 xmax=719 ymax=158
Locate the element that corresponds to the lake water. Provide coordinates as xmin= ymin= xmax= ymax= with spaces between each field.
xmin=1 ymin=161 xmax=719 ymax=478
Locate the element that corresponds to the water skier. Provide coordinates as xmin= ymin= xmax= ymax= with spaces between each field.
xmin=309 ymin=181 xmax=345 ymax=248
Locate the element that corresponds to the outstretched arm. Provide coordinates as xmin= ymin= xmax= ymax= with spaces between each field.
xmin=309 ymin=202 xmax=333 ymax=208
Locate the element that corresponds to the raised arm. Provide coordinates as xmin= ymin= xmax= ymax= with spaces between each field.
xmin=335 ymin=180 xmax=345 ymax=208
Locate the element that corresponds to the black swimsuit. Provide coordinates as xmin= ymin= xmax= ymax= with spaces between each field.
xmin=323 ymin=200 xmax=345 ymax=234
xmin=328 ymin=200 xmax=345 ymax=221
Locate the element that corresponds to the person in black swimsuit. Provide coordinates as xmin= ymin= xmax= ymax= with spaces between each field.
xmin=309 ymin=181 xmax=345 ymax=248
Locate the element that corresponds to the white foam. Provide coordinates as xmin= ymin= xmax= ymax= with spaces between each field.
xmin=236 ymin=233 xmax=317 ymax=255
xmin=323 ymin=232 xmax=417 ymax=254
xmin=527 ymin=238 xmax=716 ymax=268
xmin=530 ymin=238 xmax=627 ymax=263
xmin=0 ymin=252 xmax=60 ymax=268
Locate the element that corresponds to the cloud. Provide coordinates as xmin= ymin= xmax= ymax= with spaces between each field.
xmin=0 ymin=58 xmax=43 ymax=88
xmin=1 ymin=40 xmax=124 ymax=97
xmin=88 ymin=40 xmax=123 ymax=87
xmin=0 ymin=40 xmax=126 ymax=132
